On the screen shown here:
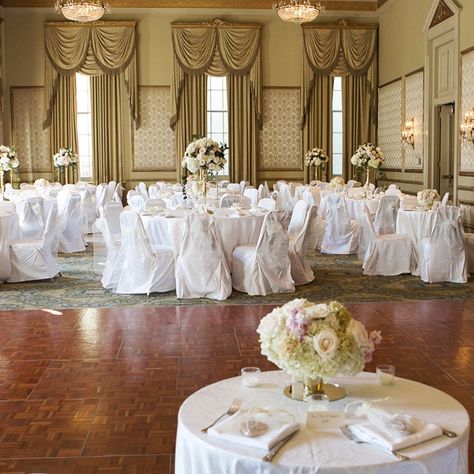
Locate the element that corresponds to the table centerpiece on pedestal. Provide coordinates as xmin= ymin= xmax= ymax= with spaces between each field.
xmin=181 ymin=137 xmax=227 ymax=203
xmin=257 ymin=299 xmax=382 ymax=401
xmin=417 ymin=189 xmax=440 ymax=210
xmin=0 ymin=145 xmax=19 ymax=194
xmin=53 ymin=148 xmax=78 ymax=185
xmin=305 ymin=147 xmax=329 ymax=181
xmin=351 ymin=143 xmax=384 ymax=188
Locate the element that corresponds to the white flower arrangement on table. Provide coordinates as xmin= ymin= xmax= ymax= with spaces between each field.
xmin=257 ymin=299 xmax=382 ymax=381
xmin=305 ymin=148 xmax=329 ymax=167
xmin=0 ymin=145 xmax=19 ymax=171
xmin=351 ymin=143 xmax=384 ymax=170
xmin=329 ymin=176 xmax=345 ymax=189
xmin=182 ymin=137 xmax=228 ymax=175
xmin=417 ymin=189 xmax=440 ymax=210
xmin=53 ymin=148 xmax=78 ymax=168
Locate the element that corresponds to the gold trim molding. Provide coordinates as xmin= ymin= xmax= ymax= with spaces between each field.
xmin=0 ymin=0 xmax=378 ymax=11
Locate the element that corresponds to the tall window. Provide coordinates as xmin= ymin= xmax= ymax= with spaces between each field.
xmin=206 ymin=75 xmax=229 ymax=176
xmin=332 ymin=77 xmax=343 ymax=176
xmin=76 ymin=73 xmax=93 ymax=181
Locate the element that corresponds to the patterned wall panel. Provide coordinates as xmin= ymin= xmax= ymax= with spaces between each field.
xmin=259 ymin=88 xmax=302 ymax=170
xmin=11 ymin=87 xmax=50 ymax=173
xmin=404 ymin=71 xmax=424 ymax=169
xmin=377 ymin=80 xmax=402 ymax=169
xmin=460 ymin=51 xmax=474 ymax=172
xmin=133 ymin=86 xmax=175 ymax=171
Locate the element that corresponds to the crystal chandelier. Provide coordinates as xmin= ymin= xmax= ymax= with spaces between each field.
xmin=54 ymin=0 xmax=111 ymax=23
xmin=273 ymin=0 xmax=323 ymax=24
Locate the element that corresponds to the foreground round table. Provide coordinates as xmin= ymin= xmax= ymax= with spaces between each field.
xmin=175 ymin=370 xmax=469 ymax=474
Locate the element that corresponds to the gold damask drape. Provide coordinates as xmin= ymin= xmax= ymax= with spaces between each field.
xmin=301 ymin=20 xmax=377 ymax=180
xmin=171 ymin=19 xmax=262 ymax=184
xmin=43 ymin=22 xmax=137 ymax=183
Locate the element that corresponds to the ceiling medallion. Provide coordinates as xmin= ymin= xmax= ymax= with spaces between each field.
xmin=273 ymin=0 xmax=323 ymax=24
xmin=54 ymin=0 xmax=111 ymax=23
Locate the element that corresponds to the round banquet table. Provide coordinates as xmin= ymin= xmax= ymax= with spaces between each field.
xmin=396 ymin=209 xmax=437 ymax=271
xmin=319 ymin=195 xmax=379 ymax=220
xmin=141 ymin=210 xmax=265 ymax=270
xmin=175 ymin=370 xmax=469 ymax=474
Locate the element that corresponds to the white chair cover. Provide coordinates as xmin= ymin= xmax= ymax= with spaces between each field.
xmin=226 ymin=183 xmax=241 ymax=193
xmin=113 ymin=182 xmax=123 ymax=203
xmin=128 ymin=194 xmax=146 ymax=213
xmin=19 ymin=183 xmax=35 ymax=190
xmin=58 ymin=192 xmax=87 ymax=253
xmin=240 ymin=180 xmax=250 ymax=193
xmin=175 ymin=214 xmax=232 ymax=300
xmin=17 ymin=197 xmax=44 ymax=240
xmin=440 ymin=192 xmax=449 ymax=207
xmin=347 ymin=180 xmax=361 ymax=188
xmin=0 ymin=213 xmax=18 ymax=282
xmin=0 ymin=201 xmax=16 ymax=213
xmin=362 ymin=205 xmax=416 ymax=276
xmin=136 ymin=181 xmax=149 ymax=199
xmin=288 ymin=200 xmax=308 ymax=237
xmin=80 ymin=185 xmax=96 ymax=234
xmin=113 ymin=210 xmax=175 ymax=294
xmin=220 ymin=194 xmax=250 ymax=209
xmin=232 ymin=211 xmax=295 ymax=296
xmin=148 ymin=185 xmax=159 ymax=199
xmin=386 ymin=187 xmax=403 ymax=197
xmin=105 ymin=181 xmax=117 ymax=202
xmin=96 ymin=183 xmax=108 ymax=211
xmin=8 ymin=207 xmax=59 ymax=282
xmin=355 ymin=202 xmax=372 ymax=261
xmin=257 ymin=184 xmax=267 ymax=200
xmin=145 ymin=198 xmax=166 ymax=211
xmin=289 ymin=182 xmax=303 ymax=197
xmin=257 ymin=198 xmax=276 ymax=211
xmin=104 ymin=201 xmax=123 ymax=241
xmin=289 ymin=205 xmax=316 ymax=285
xmin=321 ymin=194 xmax=359 ymax=254
xmin=374 ymin=195 xmax=399 ymax=235
xmin=419 ymin=207 xmax=467 ymax=283
xmin=276 ymin=182 xmax=295 ymax=212
xmin=347 ymin=188 xmax=366 ymax=198
xmin=98 ymin=209 xmax=123 ymax=290
xmin=243 ymin=188 xmax=258 ymax=206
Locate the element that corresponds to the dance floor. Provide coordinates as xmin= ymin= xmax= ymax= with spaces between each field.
xmin=0 ymin=300 xmax=472 ymax=473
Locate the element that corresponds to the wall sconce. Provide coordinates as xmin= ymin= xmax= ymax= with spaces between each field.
xmin=401 ymin=116 xmax=415 ymax=149
xmin=460 ymin=108 xmax=474 ymax=144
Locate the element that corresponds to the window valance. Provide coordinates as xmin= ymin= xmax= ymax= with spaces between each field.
xmin=170 ymin=19 xmax=262 ymax=130
xmin=43 ymin=21 xmax=137 ymax=129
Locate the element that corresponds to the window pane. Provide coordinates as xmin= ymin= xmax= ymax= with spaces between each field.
xmin=332 ymin=134 xmax=342 ymax=154
xmin=333 ymin=76 xmax=342 ymax=91
xmin=209 ymin=90 xmax=224 ymax=111
xmin=333 ymin=112 xmax=342 ymax=133
xmin=76 ymin=73 xmax=93 ymax=181
xmin=332 ymin=154 xmax=343 ymax=176
xmin=332 ymin=90 xmax=342 ymax=110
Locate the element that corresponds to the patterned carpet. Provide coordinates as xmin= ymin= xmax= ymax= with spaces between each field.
xmin=1 ymin=245 xmax=473 ymax=310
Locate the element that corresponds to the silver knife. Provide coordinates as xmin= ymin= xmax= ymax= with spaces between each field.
xmin=262 ymin=430 xmax=298 ymax=462
xmin=442 ymin=428 xmax=457 ymax=438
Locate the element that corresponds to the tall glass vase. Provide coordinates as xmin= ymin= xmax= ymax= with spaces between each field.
xmin=198 ymin=168 xmax=207 ymax=203
xmin=0 ymin=168 xmax=4 ymax=197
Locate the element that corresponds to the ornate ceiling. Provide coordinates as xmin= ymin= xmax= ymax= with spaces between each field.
xmin=0 ymin=0 xmax=389 ymax=11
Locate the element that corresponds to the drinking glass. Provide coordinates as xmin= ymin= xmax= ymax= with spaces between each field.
xmin=376 ymin=364 xmax=395 ymax=386
xmin=241 ymin=367 xmax=260 ymax=387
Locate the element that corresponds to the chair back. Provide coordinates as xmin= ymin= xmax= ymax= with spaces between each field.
xmin=374 ymin=195 xmax=399 ymax=235
xmin=257 ymin=198 xmax=276 ymax=211
xmin=357 ymin=203 xmax=375 ymax=260
xmin=243 ymin=187 xmax=258 ymax=206
xmin=0 ymin=213 xmax=18 ymax=281
xmin=41 ymin=206 xmax=59 ymax=251
xmin=19 ymin=183 xmax=35 ymax=190
xmin=128 ymin=193 xmax=146 ymax=213
xmin=105 ymin=181 xmax=117 ymax=202
xmin=148 ymin=184 xmax=159 ymax=199
xmin=288 ymin=200 xmax=308 ymax=236
xmin=240 ymin=180 xmax=250 ymax=193
xmin=255 ymin=211 xmax=291 ymax=267
xmin=440 ymin=192 xmax=449 ymax=207
xmin=0 ymin=201 xmax=16 ymax=213
xmin=347 ymin=180 xmax=361 ymax=188
xmin=18 ymin=197 xmax=44 ymax=239
xmin=136 ymin=181 xmax=149 ymax=199
xmin=96 ymin=183 xmax=108 ymax=209
xmin=324 ymin=193 xmax=352 ymax=240
xmin=104 ymin=201 xmax=123 ymax=239
xmin=226 ymin=183 xmax=241 ymax=193
xmin=145 ymin=198 xmax=166 ymax=211
xmin=347 ymin=187 xmax=366 ymax=198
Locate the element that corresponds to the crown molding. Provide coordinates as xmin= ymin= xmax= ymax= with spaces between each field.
xmin=0 ymin=0 xmax=379 ymax=11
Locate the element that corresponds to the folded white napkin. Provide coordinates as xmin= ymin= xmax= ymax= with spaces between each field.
xmin=350 ymin=419 xmax=442 ymax=451
xmin=208 ymin=411 xmax=299 ymax=450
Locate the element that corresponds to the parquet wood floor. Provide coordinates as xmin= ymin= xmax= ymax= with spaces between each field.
xmin=0 ymin=300 xmax=472 ymax=473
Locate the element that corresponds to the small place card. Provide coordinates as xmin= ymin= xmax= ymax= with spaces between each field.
xmin=306 ymin=411 xmax=345 ymax=430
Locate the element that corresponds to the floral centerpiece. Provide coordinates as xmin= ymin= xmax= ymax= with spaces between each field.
xmin=305 ymin=148 xmax=329 ymax=167
xmin=417 ymin=189 xmax=440 ymax=210
xmin=0 ymin=145 xmax=19 ymax=192
xmin=182 ymin=137 xmax=227 ymax=176
xmin=53 ymin=148 xmax=78 ymax=168
xmin=351 ymin=143 xmax=384 ymax=188
xmin=329 ymin=176 xmax=345 ymax=189
xmin=257 ymin=299 xmax=382 ymax=398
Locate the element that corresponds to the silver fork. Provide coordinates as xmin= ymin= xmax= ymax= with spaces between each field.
xmin=201 ymin=399 xmax=241 ymax=433
xmin=340 ymin=424 xmax=410 ymax=462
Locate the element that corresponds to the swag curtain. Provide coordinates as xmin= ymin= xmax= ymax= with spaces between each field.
xmin=44 ymin=22 xmax=137 ymax=183
xmin=171 ymin=19 xmax=262 ymax=184
xmin=301 ymin=20 xmax=377 ymax=181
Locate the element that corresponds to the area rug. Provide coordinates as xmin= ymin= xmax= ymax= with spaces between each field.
xmin=1 ymin=246 xmax=473 ymax=310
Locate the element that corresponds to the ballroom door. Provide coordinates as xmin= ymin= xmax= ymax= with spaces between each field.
xmin=436 ymin=103 xmax=455 ymax=200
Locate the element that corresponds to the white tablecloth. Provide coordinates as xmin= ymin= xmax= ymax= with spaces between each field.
xmin=0 ymin=212 xmax=19 ymax=282
xmin=319 ymin=195 xmax=379 ymax=220
xmin=142 ymin=211 xmax=265 ymax=269
xmin=175 ymin=370 xmax=469 ymax=474
xmin=396 ymin=209 xmax=437 ymax=271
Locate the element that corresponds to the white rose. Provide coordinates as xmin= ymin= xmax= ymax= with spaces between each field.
xmin=313 ymin=329 xmax=339 ymax=360
xmin=10 ymin=158 xmax=19 ymax=168
xmin=306 ymin=303 xmax=330 ymax=320
xmin=284 ymin=298 xmax=307 ymax=311
xmin=257 ymin=313 xmax=281 ymax=337
xmin=347 ymin=319 xmax=369 ymax=348
xmin=351 ymin=156 xmax=359 ymax=166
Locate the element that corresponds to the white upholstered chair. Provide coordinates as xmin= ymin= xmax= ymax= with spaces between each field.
xmin=374 ymin=195 xmax=400 ymax=235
